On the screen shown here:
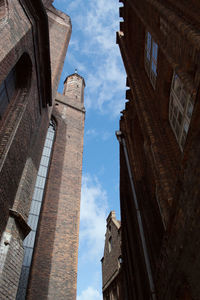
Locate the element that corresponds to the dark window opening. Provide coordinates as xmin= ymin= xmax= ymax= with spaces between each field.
xmin=0 ymin=68 xmax=16 ymax=120
xmin=0 ymin=53 xmax=32 ymax=124
xmin=108 ymin=237 xmax=112 ymax=253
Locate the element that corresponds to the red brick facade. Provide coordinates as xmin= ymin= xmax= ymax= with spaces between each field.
xmin=101 ymin=211 xmax=124 ymax=300
xmin=117 ymin=0 xmax=200 ymax=299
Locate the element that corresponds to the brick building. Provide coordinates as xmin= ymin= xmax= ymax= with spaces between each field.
xmin=101 ymin=211 xmax=124 ymax=300
xmin=0 ymin=1 xmax=85 ymax=299
xmin=116 ymin=0 xmax=200 ymax=299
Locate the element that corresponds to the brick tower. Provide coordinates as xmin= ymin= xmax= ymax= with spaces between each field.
xmin=26 ymin=73 xmax=85 ymax=300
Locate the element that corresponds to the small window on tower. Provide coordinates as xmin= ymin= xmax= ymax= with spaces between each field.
xmin=108 ymin=237 xmax=112 ymax=253
xmin=144 ymin=31 xmax=158 ymax=89
xmin=118 ymin=256 xmax=123 ymax=268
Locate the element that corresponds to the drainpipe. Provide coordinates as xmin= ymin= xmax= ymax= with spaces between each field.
xmin=115 ymin=131 xmax=157 ymax=300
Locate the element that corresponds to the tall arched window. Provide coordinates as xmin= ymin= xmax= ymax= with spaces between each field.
xmin=16 ymin=119 xmax=56 ymax=300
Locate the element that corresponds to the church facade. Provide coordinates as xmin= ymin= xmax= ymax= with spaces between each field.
xmin=0 ymin=1 xmax=85 ymax=299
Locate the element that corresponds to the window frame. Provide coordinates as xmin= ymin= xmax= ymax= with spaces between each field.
xmin=169 ymin=72 xmax=194 ymax=151
xmin=144 ymin=31 xmax=158 ymax=89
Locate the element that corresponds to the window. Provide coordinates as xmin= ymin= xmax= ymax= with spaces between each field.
xmin=169 ymin=72 xmax=194 ymax=150
xmin=118 ymin=256 xmax=123 ymax=268
xmin=0 ymin=67 xmax=16 ymax=120
xmin=144 ymin=31 xmax=158 ymax=89
xmin=108 ymin=237 xmax=112 ymax=253
xmin=16 ymin=120 xmax=56 ymax=300
xmin=0 ymin=53 xmax=32 ymax=125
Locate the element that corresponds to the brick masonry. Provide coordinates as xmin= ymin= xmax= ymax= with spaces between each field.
xmin=117 ymin=0 xmax=200 ymax=299
xmin=27 ymin=74 xmax=85 ymax=300
xmin=0 ymin=1 xmax=72 ymax=299
xmin=101 ymin=211 xmax=124 ymax=300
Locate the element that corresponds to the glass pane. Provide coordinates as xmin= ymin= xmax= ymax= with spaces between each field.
xmin=180 ymin=90 xmax=187 ymax=108
xmin=175 ymin=123 xmax=180 ymax=137
xmin=147 ymin=32 xmax=151 ymax=52
xmin=151 ymin=61 xmax=157 ymax=75
xmin=23 ymin=248 xmax=33 ymax=267
xmin=33 ymin=187 xmax=43 ymax=202
xmin=29 ymin=200 xmax=41 ymax=215
xmin=16 ymin=266 xmax=30 ymax=300
xmin=187 ymin=101 xmax=194 ymax=119
xmin=152 ymin=42 xmax=158 ymax=62
xmin=42 ymin=146 xmax=51 ymax=157
xmin=38 ymin=165 xmax=48 ymax=178
xmin=40 ymin=155 xmax=49 ymax=167
xmin=35 ymin=176 xmax=46 ymax=189
xmin=173 ymin=102 xmax=178 ymax=117
xmin=147 ymin=50 xmax=150 ymax=61
xmin=178 ymin=111 xmax=183 ymax=125
xmin=173 ymin=74 xmax=181 ymax=98
xmin=23 ymin=231 xmax=36 ymax=248
xmin=45 ymin=138 xmax=53 ymax=148
xmin=28 ymin=214 xmax=38 ymax=231
xmin=183 ymin=120 xmax=189 ymax=134
xmin=46 ymin=131 xmax=54 ymax=140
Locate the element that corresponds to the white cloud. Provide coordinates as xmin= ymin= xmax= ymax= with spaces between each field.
xmin=85 ymin=129 xmax=97 ymax=138
xmin=55 ymin=0 xmax=126 ymax=117
xmin=80 ymin=174 xmax=108 ymax=259
xmin=81 ymin=0 xmax=126 ymax=116
xmin=77 ymin=286 xmax=102 ymax=300
xmin=66 ymin=52 xmax=86 ymax=73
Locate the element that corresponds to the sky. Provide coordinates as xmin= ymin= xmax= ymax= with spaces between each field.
xmin=53 ymin=0 xmax=126 ymax=299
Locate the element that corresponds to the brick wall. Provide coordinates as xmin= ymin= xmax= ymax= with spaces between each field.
xmin=102 ymin=211 xmax=124 ymax=300
xmin=117 ymin=0 xmax=200 ymax=299
xmin=0 ymin=1 xmax=52 ymax=298
xmin=46 ymin=5 xmax=72 ymax=103
xmin=27 ymin=74 xmax=85 ymax=300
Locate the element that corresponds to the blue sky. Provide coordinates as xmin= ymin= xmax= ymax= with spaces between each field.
xmin=53 ymin=1 xmax=126 ymax=299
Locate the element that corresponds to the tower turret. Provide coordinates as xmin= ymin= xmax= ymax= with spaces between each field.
xmin=63 ymin=72 xmax=85 ymax=107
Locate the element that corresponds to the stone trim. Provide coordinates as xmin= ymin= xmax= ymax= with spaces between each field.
xmin=9 ymin=209 xmax=31 ymax=239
